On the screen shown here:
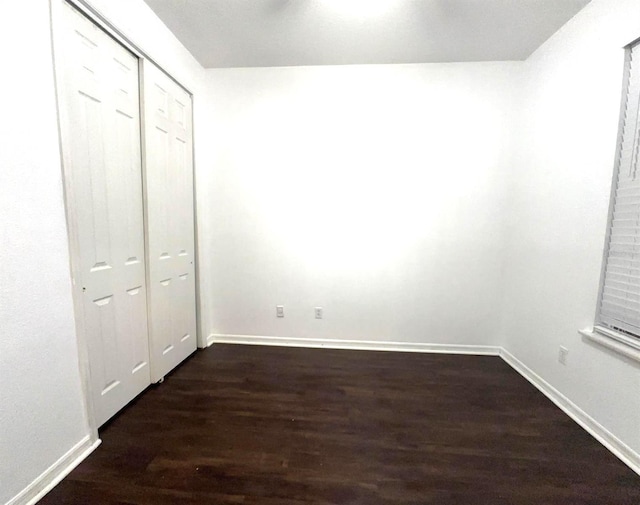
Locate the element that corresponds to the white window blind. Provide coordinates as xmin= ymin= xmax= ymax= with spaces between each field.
xmin=597 ymin=42 xmax=640 ymax=339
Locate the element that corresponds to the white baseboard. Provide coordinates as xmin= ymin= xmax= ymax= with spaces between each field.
xmin=500 ymin=348 xmax=640 ymax=477
xmin=6 ymin=435 xmax=101 ymax=505
xmin=209 ymin=333 xmax=501 ymax=355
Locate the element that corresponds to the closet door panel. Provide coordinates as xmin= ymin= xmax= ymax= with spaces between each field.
xmin=143 ymin=61 xmax=197 ymax=382
xmin=54 ymin=1 xmax=150 ymax=427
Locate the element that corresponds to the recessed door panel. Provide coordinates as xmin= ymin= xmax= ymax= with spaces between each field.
xmin=54 ymin=1 xmax=150 ymax=427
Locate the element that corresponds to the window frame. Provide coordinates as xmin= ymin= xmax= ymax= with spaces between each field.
xmin=588 ymin=39 xmax=640 ymax=358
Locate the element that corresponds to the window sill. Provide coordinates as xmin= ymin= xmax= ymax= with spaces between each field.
xmin=579 ymin=327 xmax=640 ymax=363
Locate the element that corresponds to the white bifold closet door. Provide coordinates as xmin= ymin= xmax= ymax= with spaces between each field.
xmin=54 ymin=2 xmax=150 ymax=426
xmin=142 ymin=61 xmax=197 ymax=383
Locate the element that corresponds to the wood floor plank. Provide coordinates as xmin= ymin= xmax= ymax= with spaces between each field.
xmin=40 ymin=345 xmax=640 ymax=504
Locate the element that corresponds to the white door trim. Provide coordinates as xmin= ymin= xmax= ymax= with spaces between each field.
xmin=50 ymin=0 xmax=99 ymax=442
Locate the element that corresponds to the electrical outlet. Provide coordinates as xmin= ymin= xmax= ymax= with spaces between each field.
xmin=276 ymin=305 xmax=284 ymax=318
xmin=558 ymin=346 xmax=569 ymax=365
xmin=315 ymin=307 xmax=323 ymax=319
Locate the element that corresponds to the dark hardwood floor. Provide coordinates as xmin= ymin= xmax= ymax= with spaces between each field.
xmin=41 ymin=344 xmax=640 ymax=504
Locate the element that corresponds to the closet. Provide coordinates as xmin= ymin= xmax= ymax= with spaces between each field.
xmin=53 ymin=0 xmax=197 ymax=427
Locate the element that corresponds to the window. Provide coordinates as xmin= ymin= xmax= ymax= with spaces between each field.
xmin=594 ymin=41 xmax=640 ymax=345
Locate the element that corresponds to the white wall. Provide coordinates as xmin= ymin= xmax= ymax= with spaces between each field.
xmin=0 ymin=2 xmax=90 ymax=503
xmin=501 ymin=0 xmax=640 ymax=457
xmin=200 ymin=62 xmax=519 ymax=346
xmin=5 ymin=0 xmax=639 ymax=501
xmin=0 ymin=1 xmax=207 ymax=503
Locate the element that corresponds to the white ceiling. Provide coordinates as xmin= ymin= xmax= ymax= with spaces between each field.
xmin=143 ymin=0 xmax=591 ymax=68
